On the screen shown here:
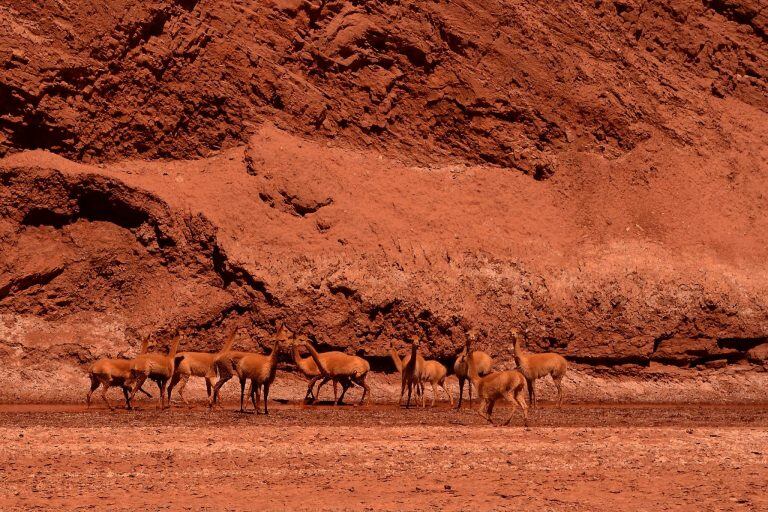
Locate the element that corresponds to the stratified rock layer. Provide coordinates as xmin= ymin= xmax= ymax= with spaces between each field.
xmin=1 ymin=1 xmax=767 ymax=401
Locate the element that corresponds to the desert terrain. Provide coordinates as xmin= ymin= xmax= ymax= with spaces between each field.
xmin=1 ymin=0 xmax=767 ymax=510
xmin=2 ymin=398 xmax=767 ymax=511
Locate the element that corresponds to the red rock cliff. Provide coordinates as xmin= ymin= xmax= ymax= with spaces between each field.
xmin=1 ymin=0 xmax=767 ymax=400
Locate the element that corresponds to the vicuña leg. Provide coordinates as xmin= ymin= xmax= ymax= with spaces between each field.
xmin=86 ymin=377 xmax=100 ymax=407
xmin=305 ymin=376 xmax=319 ymax=401
xmin=263 ymin=383 xmax=270 ymax=415
xmin=205 ymin=377 xmax=213 ymax=399
xmin=253 ymin=383 xmax=262 ymax=414
xmin=504 ymin=388 xmax=529 ymax=426
xmin=456 ymin=376 xmax=465 ymax=409
xmin=476 ymin=398 xmax=490 ymax=423
xmin=441 ymin=381 xmax=454 ymax=406
xmin=121 ymin=386 xmax=133 ymax=410
xmin=174 ymin=374 xmax=191 ymax=405
xmin=156 ymin=378 xmax=168 ymax=409
xmin=209 ymin=374 xmax=232 ymax=408
xmin=337 ymin=379 xmax=352 ymax=405
xmin=315 ymin=376 xmax=332 ymax=402
xmin=100 ymin=382 xmax=114 ymax=411
xmin=406 ymin=378 xmax=414 ymax=409
xmin=238 ymin=378 xmax=247 ymax=413
xmin=246 ymin=381 xmax=255 ymax=411
xmin=355 ymin=375 xmax=370 ymax=405
xmin=128 ymin=373 xmax=148 ymax=404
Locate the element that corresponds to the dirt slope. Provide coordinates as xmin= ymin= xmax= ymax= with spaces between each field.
xmin=1 ymin=1 xmax=767 ymax=401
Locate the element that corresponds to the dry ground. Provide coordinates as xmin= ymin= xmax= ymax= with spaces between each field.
xmin=1 ymin=401 xmax=766 ymax=511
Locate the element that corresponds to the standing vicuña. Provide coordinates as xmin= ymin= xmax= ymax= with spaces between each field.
xmin=422 ymin=359 xmax=453 ymax=407
xmin=167 ymin=327 xmax=237 ymax=405
xmin=127 ymin=335 xmax=185 ymax=410
xmin=389 ymin=341 xmax=423 ymax=403
xmin=466 ymin=337 xmax=528 ymax=425
xmin=399 ymin=336 xmax=426 ymax=408
xmin=391 ymin=338 xmax=452 ymax=407
xmin=512 ymin=330 xmax=567 ymax=407
xmin=230 ymin=325 xmax=290 ymax=414
xmin=209 ymin=322 xmax=285 ymax=409
xmin=453 ymin=331 xmax=493 ymax=409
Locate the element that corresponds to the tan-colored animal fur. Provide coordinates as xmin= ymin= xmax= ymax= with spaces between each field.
xmin=422 ymin=360 xmax=454 ymax=407
xmin=466 ymin=337 xmax=528 ymax=425
xmin=453 ymin=331 xmax=493 ymax=408
xmin=209 ymin=345 xmax=259 ymax=407
xmin=127 ymin=335 xmax=184 ymax=410
xmin=293 ymin=344 xmax=321 ymax=401
xmin=399 ymin=336 xmax=426 ymax=408
xmin=209 ymin=322 xmax=287 ymax=408
xmin=167 ymin=328 xmax=236 ymax=405
xmin=391 ymin=341 xmax=454 ymax=407
xmin=87 ymin=338 xmax=152 ymax=410
xmin=293 ymin=343 xmax=346 ymax=403
xmin=87 ymin=359 xmax=152 ymax=410
xmin=389 ymin=343 xmax=424 ymax=403
xmin=231 ymin=335 xmax=282 ymax=414
xmin=512 ymin=331 xmax=567 ymax=407
xmin=303 ymin=338 xmax=371 ymax=405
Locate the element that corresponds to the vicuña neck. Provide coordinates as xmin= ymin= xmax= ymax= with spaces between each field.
xmin=168 ymin=336 xmax=181 ymax=358
xmin=304 ymin=341 xmax=329 ymax=376
xmin=513 ymin=339 xmax=526 ymax=363
xmin=292 ymin=345 xmax=304 ymax=365
xmin=466 ymin=342 xmax=481 ymax=386
xmin=389 ymin=348 xmax=403 ymax=372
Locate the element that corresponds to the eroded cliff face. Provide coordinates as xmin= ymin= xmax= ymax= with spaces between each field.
xmin=1 ymin=1 xmax=767 ymax=401
xmin=3 ymin=1 xmax=766 ymax=165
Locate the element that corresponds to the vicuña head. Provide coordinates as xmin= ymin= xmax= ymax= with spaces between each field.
xmin=293 ymin=332 xmax=311 ymax=346
xmin=274 ymin=321 xmax=292 ymax=340
xmin=511 ymin=328 xmax=524 ymax=355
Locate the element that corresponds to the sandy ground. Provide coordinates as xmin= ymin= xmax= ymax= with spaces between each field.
xmin=1 ymin=400 xmax=766 ymax=511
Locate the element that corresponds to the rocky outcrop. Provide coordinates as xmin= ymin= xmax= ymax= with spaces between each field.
xmin=2 ymin=1 xmax=766 ymax=171
xmin=1 ymin=119 xmax=767 ymax=400
xmin=1 ymin=2 xmax=767 ymax=401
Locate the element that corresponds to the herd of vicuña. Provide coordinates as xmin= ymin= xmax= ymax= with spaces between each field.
xmin=87 ymin=322 xmax=567 ymax=425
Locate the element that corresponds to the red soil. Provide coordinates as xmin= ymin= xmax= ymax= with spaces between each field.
xmin=2 ymin=403 xmax=767 ymax=511
xmin=4 ymin=3 xmax=768 ymax=510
